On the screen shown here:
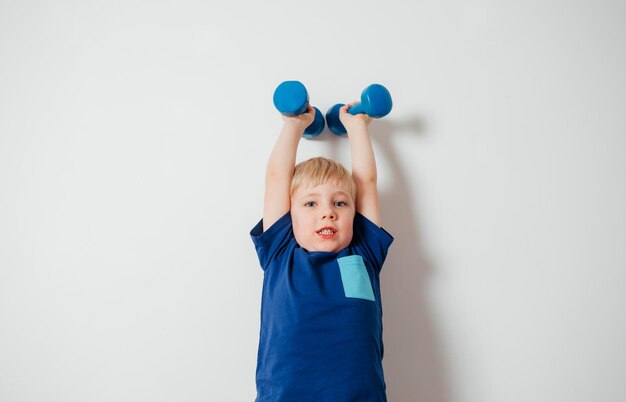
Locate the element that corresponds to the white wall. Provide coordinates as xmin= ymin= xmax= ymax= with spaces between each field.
xmin=1 ymin=1 xmax=624 ymax=401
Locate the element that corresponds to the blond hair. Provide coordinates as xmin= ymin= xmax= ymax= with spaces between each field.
xmin=291 ymin=157 xmax=357 ymax=200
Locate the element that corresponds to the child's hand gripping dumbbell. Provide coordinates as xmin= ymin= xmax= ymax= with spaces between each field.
xmin=273 ymin=81 xmax=325 ymax=138
xmin=326 ymin=84 xmax=392 ymax=135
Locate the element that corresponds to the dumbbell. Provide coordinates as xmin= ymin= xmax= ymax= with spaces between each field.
xmin=325 ymin=84 xmax=393 ymax=135
xmin=273 ymin=81 xmax=325 ymax=138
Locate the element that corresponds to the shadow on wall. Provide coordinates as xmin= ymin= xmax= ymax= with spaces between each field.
xmin=374 ymin=117 xmax=453 ymax=402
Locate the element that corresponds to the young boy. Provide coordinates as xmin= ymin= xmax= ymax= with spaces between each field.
xmin=250 ymin=102 xmax=394 ymax=401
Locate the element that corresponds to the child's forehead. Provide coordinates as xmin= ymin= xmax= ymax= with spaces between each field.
xmin=294 ymin=181 xmax=352 ymax=196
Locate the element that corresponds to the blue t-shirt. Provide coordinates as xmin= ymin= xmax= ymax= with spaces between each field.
xmin=250 ymin=212 xmax=394 ymax=402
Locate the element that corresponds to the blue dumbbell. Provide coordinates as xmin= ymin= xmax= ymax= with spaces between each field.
xmin=325 ymin=84 xmax=392 ymax=135
xmin=273 ymin=81 xmax=325 ymax=138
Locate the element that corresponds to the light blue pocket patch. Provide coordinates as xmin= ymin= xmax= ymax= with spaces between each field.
xmin=337 ymin=255 xmax=375 ymax=301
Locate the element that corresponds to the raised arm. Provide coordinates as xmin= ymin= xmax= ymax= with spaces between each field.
xmin=339 ymin=103 xmax=381 ymax=226
xmin=263 ymin=106 xmax=315 ymax=231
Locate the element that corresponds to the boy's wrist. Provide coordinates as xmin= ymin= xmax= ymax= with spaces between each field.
xmin=282 ymin=120 xmax=306 ymax=136
xmin=346 ymin=125 xmax=370 ymax=137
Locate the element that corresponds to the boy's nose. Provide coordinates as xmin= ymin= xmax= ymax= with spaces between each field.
xmin=322 ymin=210 xmax=336 ymax=220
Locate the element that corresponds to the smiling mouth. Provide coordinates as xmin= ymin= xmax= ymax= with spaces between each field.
xmin=316 ymin=227 xmax=337 ymax=235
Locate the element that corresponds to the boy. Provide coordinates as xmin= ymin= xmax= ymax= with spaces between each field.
xmin=250 ymin=102 xmax=394 ymax=401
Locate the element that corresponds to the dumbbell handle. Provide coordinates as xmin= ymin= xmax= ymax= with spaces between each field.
xmin=347 ymin=103 xmax=365 ymax=115
xmin=349 ymin=84 xmax=392 ymax=118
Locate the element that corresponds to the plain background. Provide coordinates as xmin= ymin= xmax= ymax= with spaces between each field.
xmin=1 ymin=1 xmax=624 ymax=401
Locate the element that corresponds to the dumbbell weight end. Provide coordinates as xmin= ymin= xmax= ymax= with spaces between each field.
xmin=303 ymin=107 xmax=325 ymax=138
xmin=325 ymin=104 xmax=347 ymax=136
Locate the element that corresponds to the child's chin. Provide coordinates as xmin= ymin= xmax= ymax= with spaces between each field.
xmin=316 ymin=241 xmax=348 ymax=253
xmin=299 ymin=237 xmax=350 ymax=253
xmin=302 ymin=243 xmax=338 ymax=253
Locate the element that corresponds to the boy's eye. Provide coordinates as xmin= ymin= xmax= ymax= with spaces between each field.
xmin=305 ymin=202 xmax=316 ymax=207
xmin=335 ymin=201 xmax=346 ymax=207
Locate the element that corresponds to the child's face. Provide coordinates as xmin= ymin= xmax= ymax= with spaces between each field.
xmin=291 ymin=181 xmax=355 ymax=253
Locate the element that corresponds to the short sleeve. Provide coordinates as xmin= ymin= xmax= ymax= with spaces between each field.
xmin=250 ymin=212 xmax=294 ymax=270
xmin=351 ymin=212 xmax=394 ymax=273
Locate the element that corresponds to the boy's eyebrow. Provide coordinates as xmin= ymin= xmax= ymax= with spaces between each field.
xmin=301 ymin=190 xmax=350 ymax=197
